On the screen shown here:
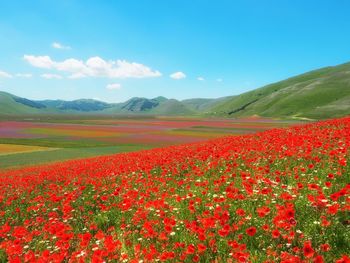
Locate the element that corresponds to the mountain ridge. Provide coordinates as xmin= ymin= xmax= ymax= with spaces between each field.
xmin=0 ymin=91 xmax=230 ymax=116
xmin=1 ymin=61 xmax=350 ymax=118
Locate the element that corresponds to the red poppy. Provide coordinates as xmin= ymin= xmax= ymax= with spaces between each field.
xmin=246 ymin=227 xmax=257 ymax=237
xmin=272 ymin=229 xmax=280 ymax=239
xmin=314 ymin=255 xmax=325 ymax=263
xmin=320 ymin=243 xmax=330 ymax=252
xmin=303 ymin=241 xmax=315 ymax=258
xmin=197 ymin=243 xmax=206 ymax=253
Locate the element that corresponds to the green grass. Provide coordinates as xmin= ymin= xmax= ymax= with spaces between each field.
xmin=0 ymin=145 xmax=150 ymax=169
xmin=0 ymin=92 xmax=58 ymax=115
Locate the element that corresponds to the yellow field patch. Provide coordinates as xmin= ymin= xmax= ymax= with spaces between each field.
xmin=0 ymin=144 xmax=56 ymax=156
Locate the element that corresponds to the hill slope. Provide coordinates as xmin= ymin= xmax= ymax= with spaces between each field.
xmin=0 ymin=92 xmax=49 ymax=114
xmin=182 ymin=96 xmax=233 ymax=112
xmin=2 ymin=61 xmax=350 ymax=118
xmin=211 ymin=62 xmax=350 ymax=119
xmin=39 ymin=99 xmax=112 ymax=112
xmin=148 ymin=99 xmax=195 ymax=115
xmin=0 ymin=92 xmax=224 ymax=116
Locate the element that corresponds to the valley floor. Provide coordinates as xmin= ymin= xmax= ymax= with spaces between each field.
xmin=0 ymin=116 xmax=297 ymax=169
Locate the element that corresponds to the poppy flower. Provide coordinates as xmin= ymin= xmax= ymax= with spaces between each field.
xmin=246 ymin=227 xmax=257 ymax=236
xmin=303 ymin=241 xmax=315 ymax=258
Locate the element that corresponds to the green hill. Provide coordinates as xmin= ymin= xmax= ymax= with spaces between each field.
xmin=2 ymin=61 xmax=350 ymax=118
xmin=149 ymin=99 xmax=195 ymax=115
xmin=39 ymin=99 xmax=111 ymax=112
xmin=117 ymin=97 xmax=160 ymax=112
xmin=210 ymin=62 xmax=350 ymax=119
xmin=0 ymin=91 xmax=49 ymax=115
xmin=182 ymin=97 xmax=233 ymax=113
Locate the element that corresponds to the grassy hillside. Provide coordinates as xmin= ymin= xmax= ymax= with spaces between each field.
xmin=182 ymin=96 xmax=233 ymax=112
xmin=39 ymin=99 xmax=112 ymax=112
xmin=0 ymin=92 xmax=49 ymax=115
xmin=149 ymin=99 xmax=195 ymax=115
xmin=211 ymin=62 xmax=350 ymax=119
xmin=103 ymin=97 xmax=199 ymax=115
xmin=0 ymin=88 xmax=231 ymax=116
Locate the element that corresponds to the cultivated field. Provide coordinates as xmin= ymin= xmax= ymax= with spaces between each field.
xmin=0 ymin=144 xmax=54 ymax=156
xmin=0 ymin=116 xmax=296 ymax=169
xmin=0 ymin=117 xmax=348 ymax=262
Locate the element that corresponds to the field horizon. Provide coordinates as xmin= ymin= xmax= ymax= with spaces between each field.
xmin=0 ymin=116 xmax=299 ymax=170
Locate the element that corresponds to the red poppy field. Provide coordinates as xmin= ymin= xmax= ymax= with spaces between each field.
xmin=0 ymin=117 xmax=349 ymax=262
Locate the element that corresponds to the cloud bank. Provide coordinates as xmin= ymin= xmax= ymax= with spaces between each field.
xmin=23 ymin=55 xmax=162 ymax=79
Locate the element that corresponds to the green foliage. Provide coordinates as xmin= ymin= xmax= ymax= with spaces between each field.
xmin=0 ymin=249 xmax=7 ymax=263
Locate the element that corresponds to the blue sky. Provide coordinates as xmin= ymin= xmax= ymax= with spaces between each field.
xmin=0 ymin=0 xmax=350 ymax=102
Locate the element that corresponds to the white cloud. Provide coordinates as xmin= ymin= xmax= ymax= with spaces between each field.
xmin=170 ymin=71 xmax=186 ymax=80
xmin=0 ymin=70 xmax=13 ymax=78
xmin=52 ymin=42 xmax=71 ymax=50
xmin=24 ymin=55 xmax=162 ymax=79
xmin=41 ymin=73 xmax=63 ymax=79
xmin=24 ymin=55 xmax=55 ymax=69
xmin=197 ymin=77 xmax=205 ymax=81
xmin=106 ymin=83 xmax=122 ymax=90
xmin=68 ymin=73 xmax=86 ymax=79
xmin=216 ymin=78 xmax=223 ymax=82
xmin=16 ymin=73 xmax=32 ymax=78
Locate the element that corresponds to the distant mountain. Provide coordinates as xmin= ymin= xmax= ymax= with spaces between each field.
xmin=2 ymin=61 xmax=350 ymax=118
xmin=13 ymin=96 xmax=47 ymax=109
xmin=210 ymin=62 xmax=350 ymax=119
xmin=119 ymin=97 xmax=160 ymax=112
xmin=0 ymin=91 xmax=227 ymax=115
xmin=39 ymin=99 xmax=111 ymax=112
xmin=108 ymin=97 xmax=211 ymax=115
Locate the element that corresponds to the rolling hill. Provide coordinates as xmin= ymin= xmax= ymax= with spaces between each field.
xmin=1 ymin=61 xmax=350 ymax=118
xmin=0 ymin=91 xmax=49 ymax=115
xmin=182 ymin=97 xmax=234 ymax=112
xmin=210 ymin=62 xmax=350 ymax=119
xmin=0 ymin=91 xmax=228 ymax=116
xmin=39 ymin=99 xmax=112 ymax=112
